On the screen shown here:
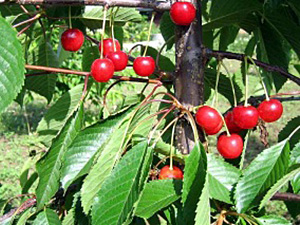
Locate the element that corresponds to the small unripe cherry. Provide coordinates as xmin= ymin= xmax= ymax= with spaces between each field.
xmin=91 ymin=58 xmax=114 ymax=82
xmin=61 ymin=28 xmax=84 ymax=52
xmin=133 ymin=56 xmax=156 ymax=77
xmin=159 ymin=165 xmax=183 ymax=180
xmin=195 ymin=106 xmax=223 ymax=134
xmin=257 ymin=99 xmax=283 ymax=123
xmin=99 ymin=38 xmax=121 ymax=57
xmin=217 ymin=133 xmax=244 ymax=159
xmin=170 ymin=2 xmax=196 ymax=26
xmin=225 ymin=111 xmax=243 ymax=133
xmin=233 ymin=105 xmax=259 ymax=129
xmin=106 ymin=50 xmax=128 ymax=72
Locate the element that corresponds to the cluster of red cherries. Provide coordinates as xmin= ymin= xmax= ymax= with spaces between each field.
xmin=196 ymin=99 xmax=283 ymax=159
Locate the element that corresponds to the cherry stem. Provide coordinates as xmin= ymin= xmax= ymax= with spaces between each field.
xmin=13 ymin=13 xmax=41 ymax=28
xmin=184 ymin=110 xmax=201 ymax=150
xmin=221 ymin=61 xmax=237 ymax=107
xmin=143 ymin=12 xmax=156 ymax=57
xmin=68 ymin=6 xmax=72 ymax=28
xmin=17 ymin=21 xmax=34 ymax=36
xmin=100 ymin=6 xmax=108 ymax=59
xmin=155 ymin=35 xmax=175 ymax=71
xmin=288 ymin=125 xmax=300 ymax=140
xmin=211 ymin=61 xmax=221 ymax=108
xmin=153 ymin=156 xmax=170 ymax=171
xmin=169 ymin=116 xmax=178 ymax=170
xmin=218 ymin=108 xmax=230 ymax=136
xmin=247 ymin=56 xmax=270 ymax=101
xmin=244 ymin=56 xmax=249 ymax=106
xmin=81 ymin=74 xmax=90 ymax=101
xmin=111 ymin=7 xmax=119 ymax=52
xmin=239 ymin=130 xmax=250 ymax=170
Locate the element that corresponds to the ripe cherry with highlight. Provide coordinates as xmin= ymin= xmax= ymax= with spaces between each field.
xmin=61 ymin=28 xmax=84 ymax=52
xmin=258 ymin=99 xmax=283 ymax=123
xmin=217 ymin=133 xmax=244 ymax=159
xmin=99 ymin=38 xmax=121 ymax=57
xmin=91 ymin=58 xmax=114 ymax=82
xmin=195 ymin=106 xmax=223 ymax=135
xmin=170 ymin=2 xmax=196 ymax=26
xmin=133 ymin=56 xmax=156 ymax=77
xmin=106 ymin=50 xmax=128 ymax=72
xmin=233 ymin=105 xmax=259 ymax=129
xmin=159 ymin=165 xmax=183 ymax=180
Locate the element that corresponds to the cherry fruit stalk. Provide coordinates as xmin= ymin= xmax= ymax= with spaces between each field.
xmin=61 ymin=29 xmax=84 ymax=52
xmin=159 ymin=165 xmax=183 ymax=180
xmin=170 ymin=2 xmax=196 ymax=26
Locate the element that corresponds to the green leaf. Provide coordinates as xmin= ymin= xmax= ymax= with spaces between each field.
xmin=35 ymin=104 xmax=84 ymax=209
xmin=79 ymin=7 xmax=142 ymax=29
xmin=37 ymin=84 xmax=83 ymax=146
xmin=256 ymin=215 xmax=291 ymax=225
xmin=207 ymin=154 xmax=241 ymax=204
xmin=25 ymin=39 xmax=59 ymax=103
xmin=33 ymin=208 xmax=61 ymax=225
xmin=159 ymin=12 xmax=175 ymax=50
xmin=181 ymin=142 xmax=207 ymax=225
xmin=135 ymin=180 xmax=182 ymax=219
xmin=91 ymin=141 xmax=150 ymax=225
xmin=194 ymin=178 xmax=210 ymax=225
xmin=203 ymin=0 xmax=261 ymax=31
xmin=0 ymin=15 xmax=25 ymax=114
xmin=60 ymin=107 xmax=133 ymax=190
xmin=219 ymin=26 xmax=240 ymax=51
xmin=22 ymin=172 xmax=38 ymax=194
xmin=82 ymin=46 xmax=100 ymax=71
xmin=205 ymin=68 xmax=243 ymax=106
xmin=278 ymin=116 xmax=300 ymax=149
xmin=291 ymin=143 xmax=300 ymax=193
xmin=81 ymin=124 xmax=128 ymax=214
xmin=16 ymin=209 xmax=32 ymax=225
xmin=259 ymin=165 xmax=300 ymax=210
xmin=235 ymin=140 xmax=290 ymax=213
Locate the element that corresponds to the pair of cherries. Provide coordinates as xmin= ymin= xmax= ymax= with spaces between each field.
xmin=195 ymin=99 xmax=283 ymax=159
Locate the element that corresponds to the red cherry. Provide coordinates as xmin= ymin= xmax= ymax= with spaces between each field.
xmin=225 ymin=111 xmax=242 ymax=133
xmin=217 ymin=133 xmax=244 ymax=159
xmin=233 ymin=106 xmax=259 ymax=129
xmin=170 ymin=2 xmax=196 ymax=26
xmin=61 ymin=28 xmax=84 ymax=52
xmin=91 ymin=58 xmax=114 ymax=82
xmin=106 ymin=50 xmax=128 ymax=72
xmin=133 ymin=56 xmax=156 ymax=77
xmin=205 ymin=121 xmax=223 ymax=135
xmin=159 ymin=165 xmax=183 ymax=180
xmin=195 ymin=106 xmax=223 ymax=134
xmin=99 ymin=38 xmax=121 ymax=57
xmin=257 ymin=99 xmax=283 ymax=123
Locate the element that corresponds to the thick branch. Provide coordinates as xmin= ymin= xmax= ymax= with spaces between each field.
xmin=271 ymin=192 xmax=300 ymax=202
xmin=207 ymin=49 xmax=300 ymax=86
xmin=25 ymin=64 xmax=167 ymax=84
xmin=4 ymin=0 xmax=171 ymax=11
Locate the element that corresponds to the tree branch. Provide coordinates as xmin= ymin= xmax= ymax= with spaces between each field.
xmin=206 ymin=49 xmax=300 ymax=86
xmin=25 ymin=64 xmax=169 ymax=84
xmin=5 ymin=0 xmax=171 ymax=11
xmin=271 ymin=192 xmax=300 ymax=202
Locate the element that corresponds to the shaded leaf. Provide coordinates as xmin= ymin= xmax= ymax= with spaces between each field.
xmin=219 ymin=26 xmax=240 ymax=51
xmin=82 ymin=46 xmax=100 ymax=72
xmin=194 ymin=178 xmax=210 ymax=225
xmin=159 ymin=12 xmax=175 ymax=50
xmin=278 ymin=116 xmax=300 ymax=149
